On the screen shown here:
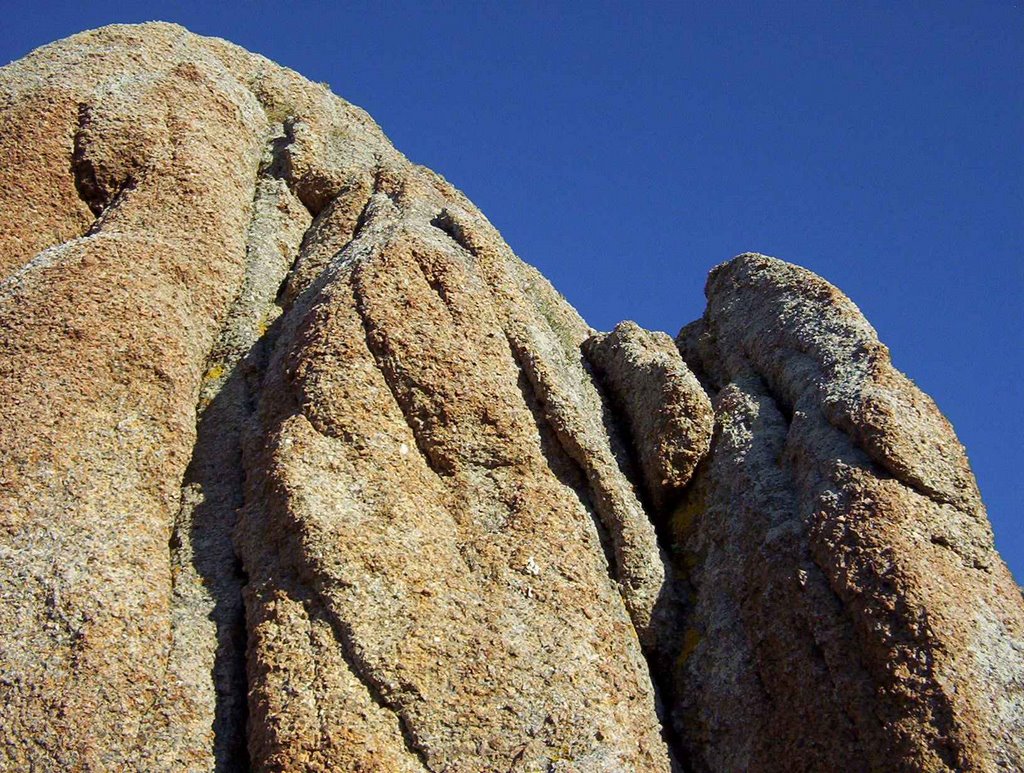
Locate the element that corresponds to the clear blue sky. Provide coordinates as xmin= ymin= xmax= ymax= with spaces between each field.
xmin=3 ymin=2 xmax=1021 ymax=580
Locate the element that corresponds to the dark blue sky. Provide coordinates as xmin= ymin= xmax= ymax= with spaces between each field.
xmin=3 ymin=2 xmax=1021 ymax=579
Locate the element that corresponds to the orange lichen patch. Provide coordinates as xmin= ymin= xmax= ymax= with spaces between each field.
xmin=676 ymin=627 xmax=702 ymax=671
xmin=670 ymin=489 xmax=704 ymax=546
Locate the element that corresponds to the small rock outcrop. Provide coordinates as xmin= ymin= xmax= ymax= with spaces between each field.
xmin=0 ymin=23 xmax=1020 ymax=773
xmin=584 ymin=321 xmax=714 ymax=516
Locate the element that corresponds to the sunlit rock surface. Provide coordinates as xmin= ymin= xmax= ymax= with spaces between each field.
xmin=0 ymin=23 xmax=1020 ymax=772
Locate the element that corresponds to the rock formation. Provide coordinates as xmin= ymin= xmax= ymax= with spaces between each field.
xmin=674 ymin=256 xmax=1024 ymax=771
xmin=0 ymin=23 xmax=1020 ymax=773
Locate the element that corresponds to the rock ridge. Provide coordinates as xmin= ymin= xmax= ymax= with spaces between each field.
xmin=0 ymin=23 xmax=1020 ymax=773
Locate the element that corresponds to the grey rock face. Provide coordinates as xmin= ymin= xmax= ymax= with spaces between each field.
xmin=674 ymin=253 xmax=1024 ymax=772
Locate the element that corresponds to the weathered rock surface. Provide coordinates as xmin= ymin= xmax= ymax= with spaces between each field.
xmin=584 ymin=322 xmax=714 ymax=516
xmin=675 ymin=254 xmax=1024 ymax=771
xmin=0 ymin=23 xmax=673 ymax=772
xmin=0 ymin=23 xmax=1020 ymax=773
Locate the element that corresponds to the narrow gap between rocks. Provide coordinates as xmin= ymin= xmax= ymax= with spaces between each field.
xmin=579 ymin=344 xmax=694 ymax=772
xmin=168 ymin=127 xmax=324 ymax=771
xmin=170 ymin=363 xmax=254 ymax=772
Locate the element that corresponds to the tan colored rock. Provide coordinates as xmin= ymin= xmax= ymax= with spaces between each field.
xmin=237 ymin=169 xmax=673 ymax=772
xmin=584 ymin=321 xmax=713 ymax=514
xmin=0 ymin=24 xmax=271 ymax=771
xmin=1 ymin=22 xmax=1020 ymax=773
xmin=0 ymin=23 xmax=674 ymax=772
xmin=674 ymin=253 xmax=1024 ymax=772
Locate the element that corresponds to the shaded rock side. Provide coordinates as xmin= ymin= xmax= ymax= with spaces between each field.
xmin=674 ymin=253 xmax=1024 ymax=772
xmin=0 ymin=23 xmax=676 ymax=772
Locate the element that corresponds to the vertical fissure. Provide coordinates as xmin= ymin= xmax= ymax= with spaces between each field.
xmin=507 ymin=329 xmax=691 ymax=769
xmin=167 ymin=126 xmax=318 ymax=770
xmin=302 ymin=589 xmax=432 ymax=770
xmin=590 ymin=408 xmax=695 ymax=770
xmin=70 ymin=103 xmax=105 ymax=217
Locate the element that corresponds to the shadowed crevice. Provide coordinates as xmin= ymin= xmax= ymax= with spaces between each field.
xmin=70 ymin=102 xmax=137 ymax=231
xmin=166 ymin=123 xmax=322 ymax=770
xmin=506 ymin=329 xmax=689 ymax=770
xmin=170 ymin=365 xmax=254 ymax=772
xmin=70 ymin=103 xmax=105 ymax=217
